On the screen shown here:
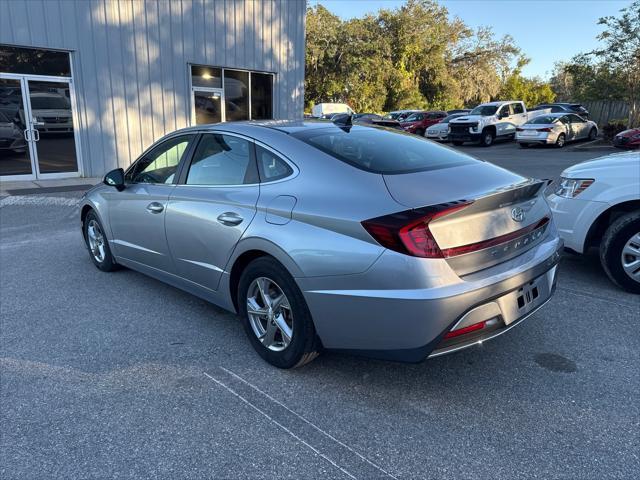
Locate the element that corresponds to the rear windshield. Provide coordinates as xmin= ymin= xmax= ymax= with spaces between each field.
xmin=528 ymin=116 xmax=558 ymax=124
xmin=291 ymin=126 xmax=478 ymax=174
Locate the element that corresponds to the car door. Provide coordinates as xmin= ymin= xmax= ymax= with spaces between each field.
xmin=107 ymin=134 xmax=196 ymax=273
xmin=512 ymin=102 xmax=527 ymax=126
xmin=165 ymin=132 xmax=260 ymax=291
xmin=496 ymin=104 xmax=513 ymax=136
xmin=570 ymin=114 xmax=588 ymax=139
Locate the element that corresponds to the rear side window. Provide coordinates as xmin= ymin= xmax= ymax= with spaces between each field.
xmin=512 ymin=103 xmax=524 ymax=114
xmin=186 ymin=134 xmax=257 ymax=185
xmin=292 ymin=126 xmax=478 ymax=174
xmin=256 ymin=145 xmax=293 ymax=182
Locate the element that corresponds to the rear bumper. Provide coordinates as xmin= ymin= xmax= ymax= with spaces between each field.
xmin=299 ymin=233 xmax=563 ymax=362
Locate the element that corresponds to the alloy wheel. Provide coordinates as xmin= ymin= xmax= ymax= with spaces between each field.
xmin=621 ymin=232 xmax=640 ymax=282
xmin=86 ymin=219 xmax=106 ymax=263
xmin=556 ymin=134 xmax=565 ymax=148
xmin=246 ymin=277 xmax=293 ymax=351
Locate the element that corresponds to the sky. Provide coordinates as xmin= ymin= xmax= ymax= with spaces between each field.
xmin=313 ymin=0 xmax=632 ymax=79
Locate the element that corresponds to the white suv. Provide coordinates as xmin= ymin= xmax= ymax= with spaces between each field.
xmin=547 ymin=151 xmax=640 ymax=293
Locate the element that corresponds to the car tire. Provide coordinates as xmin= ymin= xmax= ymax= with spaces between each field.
xmin=600 ymin=211 xmax=640 ymax=294
xmin=83 ymin=210 xmax=120 ymax=272
xmin=415 ymin=128 xmax=425 ymax=136
xmin=480 ymin=129 xmax=494 ymax=147
xmin=555 ymin=133 xmax=566 ymax=148
xmin=238 ymin=257 xmax=321 ymax=368
xmin=588 ymin=128 xmax=597 ymax=141
xmin=452 ymin=141 xmax=464 ymax=146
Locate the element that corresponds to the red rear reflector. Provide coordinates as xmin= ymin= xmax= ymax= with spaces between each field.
xmin=444 ymin=321 xmax=486 ymax=339
xmin=516 ymin=127 xmax=524 ymax=132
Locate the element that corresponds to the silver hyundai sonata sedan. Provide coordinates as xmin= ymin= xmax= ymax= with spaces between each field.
xmin=80 ymin=119 xmax=562 ymax=368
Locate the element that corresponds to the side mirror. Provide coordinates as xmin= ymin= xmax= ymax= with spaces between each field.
xmin=103 ymin=168 xmax=125 ymax=191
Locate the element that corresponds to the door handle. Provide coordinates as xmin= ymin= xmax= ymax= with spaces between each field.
xmin=217 ymin=212 xmax=243 ymax=226
xmin=146 ymin=202 xmax=164 ymax=214
xmin=23 ymin=129 xmax=31 ymax=142
xmin=32 ymin=129 xmax=40 ymax=142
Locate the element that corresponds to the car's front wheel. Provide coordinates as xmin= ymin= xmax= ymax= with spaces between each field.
xmin=238 ymin=257 xmax=321 ymax=368
xmin=600 ymin=211 xmax=640 ymax=294
xmin=480 ymin=129 xmax=494 ymax=147
xmin=83 ymin=210 xmax=119 ymax=272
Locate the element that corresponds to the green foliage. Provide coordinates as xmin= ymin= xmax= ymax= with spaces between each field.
xmin=499 ymin=57 xmax=556 ymax=105
xmin=305 ymin=0 xmax=542 ymax=112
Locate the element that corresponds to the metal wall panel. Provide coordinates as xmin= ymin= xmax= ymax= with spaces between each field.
xmin=0 ymin=0 xmax=305 ymax=176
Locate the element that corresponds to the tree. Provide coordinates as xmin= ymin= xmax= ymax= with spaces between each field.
xmin=592 ymin=0 xmax=640 ymax=125
xmin=499 ymin=57 xmax=556 ymax=106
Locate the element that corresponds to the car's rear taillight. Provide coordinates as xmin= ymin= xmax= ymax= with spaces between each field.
xmin=537 ymin=127 xmax=552 ymax=132
xmin=361 ymin=202 xmax=472 ymax=258
xmin=516 ymin=127 xmax=524 ymax=132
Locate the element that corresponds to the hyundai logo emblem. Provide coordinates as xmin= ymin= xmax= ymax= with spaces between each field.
xmin=511 ymin=207 xmax=526 ymax=222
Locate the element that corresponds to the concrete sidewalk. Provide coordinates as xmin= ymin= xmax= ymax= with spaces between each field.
xmin=0 ymin=177 xmax=100 ymax=196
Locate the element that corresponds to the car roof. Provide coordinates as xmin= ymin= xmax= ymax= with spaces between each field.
xmin=171 ymin=120 xmax=367 ymax=136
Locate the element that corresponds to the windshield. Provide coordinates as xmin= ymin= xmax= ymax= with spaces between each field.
xmin=405 ymin=113 xmax=423 ymax=121
xmin=528 ymin=116 xmax=558 ymax=125
xmin=292 ymin=126 xmax=478 ymax=174
xmin=441 ymin=114 xmax=463 ymax=123
xmin=30 ymin=95 xmax=70 ymax=110
xmin=469 ymin=105 xmax=498 ymax=116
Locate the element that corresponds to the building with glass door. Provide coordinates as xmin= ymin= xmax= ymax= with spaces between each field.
xmin=0 ymin=0 xmax=305 ymax=180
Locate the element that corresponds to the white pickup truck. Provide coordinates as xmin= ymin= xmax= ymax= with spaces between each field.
xmin=448 ymin=101 xmax=549 ymax=146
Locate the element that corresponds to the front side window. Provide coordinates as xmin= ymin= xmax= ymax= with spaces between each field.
xmin=256 ymin=145 xmax=293 ymax=182
xmin=406 ymin=113 xmax=423 ymax=121
xmin=127 ymin=135 xmax=193 ymax=184
xmin=186 ymin=134 xmax=256 ymax=185
xmin=569 ymin=114 xmax=585 ymax=123
xmin=512 ymin=103 xmax=524 ymax=114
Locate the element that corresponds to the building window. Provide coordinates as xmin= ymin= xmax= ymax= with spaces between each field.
xmin=190 ymin=65 xmax=273 ymax=124
xmin=251 ymin=72 xmax=273 ymax=120
xmin=224 ymin=69 xmax=249 ymax=122
xmin=0 ymin=44 xmax=71 ymax=77
xmin=191 ymin=65 xmax=222 ymax=89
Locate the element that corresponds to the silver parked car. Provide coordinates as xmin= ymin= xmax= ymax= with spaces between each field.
xmin=516 ymin=113 xmax=598 ymax=148
xmin=425 ymin=113 xmax=467 ymax=141
xmin=81 ymin=121 xmax=562 ymax=368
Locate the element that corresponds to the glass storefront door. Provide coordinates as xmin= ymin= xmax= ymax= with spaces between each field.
xmin=0 ymin=74 xmax=80 ymax=179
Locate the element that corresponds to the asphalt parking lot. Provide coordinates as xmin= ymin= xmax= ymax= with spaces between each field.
xmin=1 ymin=141 xmax=638 ymax=479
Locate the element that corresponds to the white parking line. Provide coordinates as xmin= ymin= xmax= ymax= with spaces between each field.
xmin=220 ymin=366 xmax=399 ymax=480
xmin=203 ymin=371 xmax=357 ymax=480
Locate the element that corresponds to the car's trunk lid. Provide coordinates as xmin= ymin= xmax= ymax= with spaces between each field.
xmin=383 ymin=163 xmax=551 ymax=275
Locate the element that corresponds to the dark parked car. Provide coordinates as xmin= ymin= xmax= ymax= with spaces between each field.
xmin=353 ymin=113 xmax=383 ymax=123
xmin=400 ymin=110 xmax=448 ymax=136
xmin=532 ymin=103 xmax=590 ymax=119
